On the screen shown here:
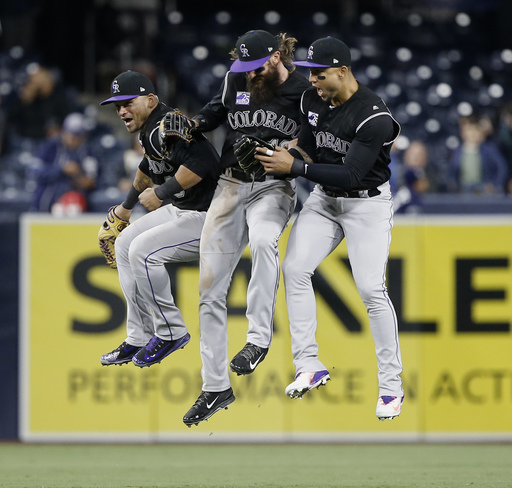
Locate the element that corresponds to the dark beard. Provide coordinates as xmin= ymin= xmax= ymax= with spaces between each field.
xmin=247 ymin=66 xmax=280 ymax=104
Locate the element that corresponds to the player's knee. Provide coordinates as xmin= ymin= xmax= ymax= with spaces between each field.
xmin=198 ymin=275 xmax=228 ymax=302
xmin=283 ymin=257 xmax=312 ymax=285
xmin=249 ymin=232 xmax=278 ymax=254
xmin=358 ymin=286 xmax=388 ymax=310
xmin=114 ymin=235 xmax=129 ymax=264
xmin=282 ymin=256 xmax=294 ymax=279
xmin=127 ymin=235 xmax=150 ymax=268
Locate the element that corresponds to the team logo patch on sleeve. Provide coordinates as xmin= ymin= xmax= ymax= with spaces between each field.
xmin=308 ymin=111 xmax=319 ymax=127
xmin=236 ymin=92 xmax=251 ymax=105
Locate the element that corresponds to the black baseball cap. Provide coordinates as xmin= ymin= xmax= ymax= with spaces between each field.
xmin=100 ymin=71 xmax=155 ymax=105
xmin=230 ymin=30 xmax=279 ymax=73
xmin=294 ymin=37 xmax=351 ymax=68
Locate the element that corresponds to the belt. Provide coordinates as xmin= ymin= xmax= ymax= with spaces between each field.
xmin=321 ymin=186 xmax=381 ymax=198
xmin=224 ymin=166 xmax=270 ymax=183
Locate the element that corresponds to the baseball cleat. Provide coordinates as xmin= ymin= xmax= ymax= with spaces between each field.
xmin=183 ymin=388 xmax=236 ymax=427
xmin=229 ymin=343 xmax=268 ymax=375
xmin=100 ymin=341 xmax=142 ymax=366
xmin=132 ymin=333 xmax=190 ymax=368
xmin=285 ymin=370 xmax=331 ymax=399
xmin=376 ymin=395 xmax=404 ymax=420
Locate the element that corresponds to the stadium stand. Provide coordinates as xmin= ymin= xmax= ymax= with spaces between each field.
xmin=1 ymin=0 xmax=511 ymax=215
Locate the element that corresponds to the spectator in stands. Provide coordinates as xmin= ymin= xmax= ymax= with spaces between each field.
xmin=448 ymin=114 xmax=507 ymax=195
xmin=94 ymin=134 xmax=143 ymax=194
xmin=30 ymin=112 xmax=98 ymax=213
xmin=497 ymin=102 xmax=512 ymax=194
xmin=388 ymin=141 xmax=401 ymax=195
xmin=0 ymin=92 xmax=6 ymax=157
xmin=394 ymin=140 xmax=430 ymax=214
xmin=119 ymin=136 xmax=144 ymax=192
xmin=6 ymin=64 xmax=77 ymax=153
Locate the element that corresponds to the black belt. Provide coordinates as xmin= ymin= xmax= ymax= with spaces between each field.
xmin=224 ymin=166 xmax=268 ymax=182
xmin=321 ymin=186 xmax=381 ymax=198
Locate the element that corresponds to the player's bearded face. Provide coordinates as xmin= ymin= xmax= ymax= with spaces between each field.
xmin=247 ymin=62 xmax=280 ymax=104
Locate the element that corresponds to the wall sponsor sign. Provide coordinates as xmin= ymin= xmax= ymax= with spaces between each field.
xmin=20 ymin=215 xmax=512 ymax=441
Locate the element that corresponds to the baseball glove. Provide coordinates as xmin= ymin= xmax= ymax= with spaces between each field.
xmin=233 ymin=135 xmax=274 ymax=180
xmin=159 ymin=108 xmax=193 ymax=157
xmin=98 ymin=206 xmax=130 ymax=269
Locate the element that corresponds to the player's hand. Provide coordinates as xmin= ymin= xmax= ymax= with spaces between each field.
xmin=138 ymin=188 xmax=162 ymax=211
xmin=255 ymin=145 xmax=294 ymax=174
xmin=115 ymin=204 xmax=133 ymax=221
xmin=98 ymin=206 xmax=130 ymax=269
xmin=285 ymin=138 xmax=298 ymax=149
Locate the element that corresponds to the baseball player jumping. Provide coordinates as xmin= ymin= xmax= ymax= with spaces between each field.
xmin=98 ymin=71 xmax=220 ymax=368
xmin=182 ymin=30 xmax=310 ymax=427
xmin=257 ymin=37 xmax=404 ymax=420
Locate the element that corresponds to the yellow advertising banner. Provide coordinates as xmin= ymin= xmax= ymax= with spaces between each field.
xmin=20 ymin=215 xmax=512 ymax=442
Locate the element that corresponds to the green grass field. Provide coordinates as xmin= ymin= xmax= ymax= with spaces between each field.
xmin=1 ymin=443 xmax=511 ymax=488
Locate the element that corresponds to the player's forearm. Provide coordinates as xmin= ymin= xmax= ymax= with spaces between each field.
xmin=154 ymin=179 xmax=183 ymax=200
xmin=121 ymin=185 xmax=140 ymax=211
xmin=153 ymin=166 xmax=201 ymax=199
xmin=133 ymin=169 xmax=153 ymax=192
xmin=289 ymin=159 xmax=359 ymax=190
xmin=121 ymin=169 xmax=151 ymax=210
xmin=192 ymin=112 xmax=224 ymax=133
xmin=288 ymin=146 xmax=314 ymax=164
xmin=193 ymin=95 xmax=228 ymax=132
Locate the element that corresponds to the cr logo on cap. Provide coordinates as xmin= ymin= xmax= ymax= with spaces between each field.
xmin=307 ymin=46 xmax=314 ymax=60
xmin=240 ymin=43 xmax=250 ymax=57
xmin=112 ymin=82 xmax=120 ymax=94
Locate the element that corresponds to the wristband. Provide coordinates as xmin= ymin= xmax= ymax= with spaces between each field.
xmin=191 ymin=114 xmax=207 ymax=131
xmin=154 ymin=178 xmax=184 ymax=200
xmin=288 ymin=148 xmax=302 ymax=159
xmin=122 ymin=185 xmax=141 ymax=210
xmin=290 ymin=158 xmax=307 ymax=177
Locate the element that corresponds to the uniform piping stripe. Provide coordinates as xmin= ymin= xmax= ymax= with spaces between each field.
xmin=381 ymin=197 xmax=403 ymax=380
xmin=299 ymin=91 xmax=307 ymax=115
xmin=149 ymin=125 xmax=164 ymax=158
xmin=355 ymin=112 xmax=402 ymax=146
xmin=144 ymin=238 xmax=200 ymax=338
xmin=221 ymin=72 xmax=231 ymax=105
xmin=355 ymin=112 xmax=390 ymax=133
xmin=269 ymin=224 xmax=286 ymax=346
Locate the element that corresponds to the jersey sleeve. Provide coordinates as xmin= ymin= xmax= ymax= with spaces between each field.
xmin=344 ymin=114 xmax=396 ymax=179
xmin=194 ymin=72 xmax=230 ymax=132
xmin=138 ymin=155 xmax=151 ymax=177
xmin=178 ymin=139 xmax=220 ymax=180
xmin=294 ymin=114 xmax=395 ymax=190
xmin=289 ymin=90 xmax=317 ymax=161
xmin=147 ymin=123 xmax=166 ymax=159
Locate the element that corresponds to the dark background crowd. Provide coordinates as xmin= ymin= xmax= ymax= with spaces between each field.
xmin=1 ymin=0 xmax=512 ymax=216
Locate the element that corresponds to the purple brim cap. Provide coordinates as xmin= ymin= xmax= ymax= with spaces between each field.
xmin=293 ymin=61 xmax=331 ymax=68
xmin=100 ymin=94 xmax=139 ymax=105
xmin=230 ymin=55 xmax=271 ymax=73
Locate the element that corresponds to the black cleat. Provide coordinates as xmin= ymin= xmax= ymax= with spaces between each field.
xmin=183 ymin=388 xmax=235 ymax=427
xmin=100 ymin=341 xmax=141 ymax=366
xmin=229 ymin=343 xmax=268 ymax=375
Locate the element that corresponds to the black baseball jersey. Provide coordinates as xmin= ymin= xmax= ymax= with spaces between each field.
xmin=294 ymin=84 xmax=401 ymax=191
xmin=195 ymin=70 xmax=310 ymax=169
xmin=138 ymin=103 xmax=220 ymax=211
